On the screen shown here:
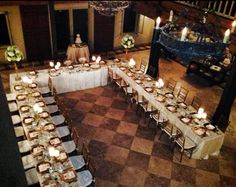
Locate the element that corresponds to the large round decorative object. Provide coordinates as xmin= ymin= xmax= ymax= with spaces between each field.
xmin=159 ymin=23 xmax=229 ymax=61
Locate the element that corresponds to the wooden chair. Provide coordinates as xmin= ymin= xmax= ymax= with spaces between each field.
xmin=121 ymin=80 xmax=133 ymax=103
xmin=166 ymin=78 xmax=177 ymax=93
xmin=139 ymin=57 xmax=148 ymax=73
xmin=174 ymin=128 xmax=196 ymax=162
xmin=176 ymin=86 xmax=189 ymax=102
xmin=159 ymin=122 xmax=176 ymax=140
xmin=191 ymin=96 xmax=201 ymax=110
xmin=149 ymin=109 xmax=168 ymax=127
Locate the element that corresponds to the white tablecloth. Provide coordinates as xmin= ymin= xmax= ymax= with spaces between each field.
xmin=10 ymin=66 xmax=108 ymax=94
xmin=66 ymin=45 xmax=90 ymax=63
xmin=112 ymin=67 xmax=224 ymax=159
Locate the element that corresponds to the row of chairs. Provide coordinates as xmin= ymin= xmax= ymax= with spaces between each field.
xmin=108 ymin=67 xmax=200 ymax=162
xmin=7 ymin=77 xmax=95 ymax=186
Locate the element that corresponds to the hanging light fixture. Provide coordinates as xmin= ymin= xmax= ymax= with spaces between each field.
xmin=89 ymin=1 xmax=130 ymax=16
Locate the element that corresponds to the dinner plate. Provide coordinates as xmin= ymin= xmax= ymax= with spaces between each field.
xmin=42 ymin=180 xmax=58 ymax=187
xmin=23 ymin=117 xmax=35 ymax=125
xmin=135 ymin=80 xmax=142 ymax=84
xmin=37 ymin=161 xmax=51 ymax=174
xmin=56 ymin=151 xmax=68 ymax=163
xmin=193 ymin=128 xmax=205 ymax=136
xmin=114 ymin=58 xmax=120 ymax=63
xmin=180 ymin=117 xmax=191 ymax=124
xmin=49 ymin=137 xmax=62 ymax=147
xmin=28 ymin=130 xmax=39 ymax=140
xmin=100 ymin=60 xmax=106 ymax=65
xmin=60 ymin=169 xmax=77 ymax=183
xmin=178 ymin=102 xmax=187 ymax=108
xmin=39 ymin=111 xmax=50 ymax=119
xmin=14 ymin=85 xmax=24 ymax=91
xmin=32 ymin=144 xmax=45 ymax=157
xmin=156 ymin=95 xmax=165 ymax=102
xmin=16 ymin=94 xmax=26 ymax=101
xmin=84 ymin=63 xmax=90 ymax=67
xmin=120 ymin=67 xmax=126 ymax=71
xmin=145 ymin=87 xmax=153 ymax=93
xmin=43 ymin=123 xmax=56 ymax=132
xmin=29 ymin=83 xmax=37 ymax=89
xmin=35 ymin=101 xmax=45 ymax=107
xmin=167 ymin=105 xmax=177 ymax=112
xmin=28 ymin=71 xmax=37 ymax=76
xmin=206 ymin=124 xmax=215 ymax=130
xmin=20 ymin=105 xmax=30 ymax=113
xmin=127 ymin=72 xmax=133 ymax=77
xmin=32 ymin=91 xmax=41 ymax=98
xmin=90 ymin=64 xmax=100 ymax=69
xmin=165 ymin=93 xmax=174 ymax=98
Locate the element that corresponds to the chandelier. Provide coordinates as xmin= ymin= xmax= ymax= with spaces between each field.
xmin=89 ymin=1 xmax=130 ymax=16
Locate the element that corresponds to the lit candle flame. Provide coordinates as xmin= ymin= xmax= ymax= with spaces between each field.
xmin=156 ymin=17 xmax=161 ymax=29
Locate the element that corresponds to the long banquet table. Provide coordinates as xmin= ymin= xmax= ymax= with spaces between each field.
xmin=12 ymin=82 xmax=80 ymax=186
xmin=111 ymin=66 xmax=224 ymax=159
xmin=10 ymin=64 xmax=108 ymax=94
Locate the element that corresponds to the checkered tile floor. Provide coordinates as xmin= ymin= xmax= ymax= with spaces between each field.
xmin=59 ymin=84 xmax=236 ymax=187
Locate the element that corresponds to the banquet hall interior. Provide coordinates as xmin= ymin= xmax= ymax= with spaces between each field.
xmin=0 ymin=1 xmax=236 ymax=187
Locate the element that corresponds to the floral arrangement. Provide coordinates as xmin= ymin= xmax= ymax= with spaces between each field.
xmin=5 ymin=45 xmax=24 ymax=62
xmin=121 ymin=34 xmax=135 ymax=49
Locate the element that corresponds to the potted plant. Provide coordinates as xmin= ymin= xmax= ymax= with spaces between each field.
xmin=121 ymin=34 xmax=135 ymax=59
xmin=5 ymin=45 xmax=24 ymax=80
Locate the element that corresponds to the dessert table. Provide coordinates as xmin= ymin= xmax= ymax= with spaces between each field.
xmin=66 ymin=44 xmax=90 ymax=63
xmin=111 ymin=65 xmax=224 ymax=159
xmin=10 ymin=64 xmax=108 ymax=94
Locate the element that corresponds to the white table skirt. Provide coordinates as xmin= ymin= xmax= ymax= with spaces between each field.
xmin=10 ymin=66 xmax=108 ymax=94
xmin=67 ymin=45 xmax=90 ymax=63
xmin=112 ymin=67 xmax=224 ymax=159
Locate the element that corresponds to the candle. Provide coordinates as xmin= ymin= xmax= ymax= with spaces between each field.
xmin=33 ymin=104 xmax=43 ymax=113
xmin=197 ymin=108 xmax=204 ymax=119
xmin=223 ymin=29 xmax=230 ymax=43
xmin=159 ymin=78 xmax=164 ymax=88
xmin=56 ymin=62 xmax=61 ymax=68
xmin=96 ymin=56 xmax=101 ymax=64
xmin=129 ymin=58 xmax=136 ymax=67
xmin=22 ymin=76 xmax=32 ymax=84
xmin=92 ymin=55 xmax=96 ymax=61
xmin=169 ymin=10 xmax=173 ymax=22
xmin=49 ymin=61 xmax=54 ymax=67
xmin=231 ymin=20 xmax=236 ymax=33
xmin=48 ymin=147 xmax=60 ymax=157
xmin=181 ymin=27 xmax=188 ymax=41
xmin=202 ymin=112 xmax=207 ymax=119
xmin=156 ymin=17 xmax=161 ymax=29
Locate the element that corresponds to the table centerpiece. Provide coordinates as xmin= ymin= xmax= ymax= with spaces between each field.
xmin=5 ymin=45 xmax=24 ymax=81
xmin=121 ymin=34 xmax=135 ymax=60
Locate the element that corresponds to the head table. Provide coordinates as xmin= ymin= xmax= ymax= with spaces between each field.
xmin=9 ymin=60 xmax=224 ymax=163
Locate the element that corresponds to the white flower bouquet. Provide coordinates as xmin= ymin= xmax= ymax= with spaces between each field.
xmin=5 ymin=45 xmax=24 ymax=62
xmin=121 ymin=34 xmax=135 ymax=49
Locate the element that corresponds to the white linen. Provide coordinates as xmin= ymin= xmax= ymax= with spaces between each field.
xmin=67 ymin=45 xmax=90 ymax=63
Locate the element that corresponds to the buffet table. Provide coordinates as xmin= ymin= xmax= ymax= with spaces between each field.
xmin=10 ymin=64 xmax=108 ymax=94
xmin=111 ymin=66 xmax=224 ymax=159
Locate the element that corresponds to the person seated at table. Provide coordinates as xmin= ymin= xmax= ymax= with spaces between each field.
xmin=220 ymin=47 xmax=232 ymax=68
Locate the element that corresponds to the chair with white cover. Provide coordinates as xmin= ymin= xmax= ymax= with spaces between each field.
xmin=8 ymin=102 xmax=18 ymax=113
xmin=76 ymin=161 xmax=95 ymax=187
xmin=25 ymin=168 xmax=39 ymax=186
xmin=22 ymin=154 xmax=35 ymax=170
xmin=14 ymin=126 xmax=24 ymax=138
xmin=11 ymin=114 xmax=21 ymax=125
xmin=6 ymin=93 xmax=16 ymax=101
xmin=174 ymin=128 xmax=196 ymax=162
xmin=57 ymin=126 xmax=70 ymax=138
xmin=70 ymin=143 xmax=88 ymax=171
xmin=121 ymin=79 xmax=133 ymax=103
xmin=113 ymin=73 xmax=122 ymax=90
xmin=47 ymin=104 xmax=59 ymax=115
xmin=18 ymin=140 xmax=31 ymax=153
xmin=43 ymin=96 xmax=56 ymax=105
xmin=39 ymin=77 xmax=52 ymax=96
xmin=52 ymin=114 xmax=65 ymax=126
xmin=62 ymin=140 xmax=76 ymax=154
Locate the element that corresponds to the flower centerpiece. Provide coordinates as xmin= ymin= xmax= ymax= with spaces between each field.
xmin=5 ymin=46 xmax=24 ymax=80
xmin=121 ymin=34 xmax=135 ymax=59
